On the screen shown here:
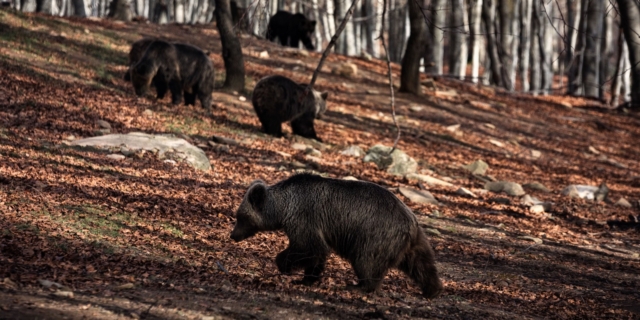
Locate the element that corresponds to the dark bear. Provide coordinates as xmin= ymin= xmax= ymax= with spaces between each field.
xmin=251 ymin=75 xmax=328 ymax=141
xmin=130 ymin=40 xmax=215 ymax=112
xmin=230 ymin=174 xmax=443 ymax=299
xmin=266 ymin=11 xmax=316 ymax=50
xmin=124 ymin=38 xmax=169 ymax=100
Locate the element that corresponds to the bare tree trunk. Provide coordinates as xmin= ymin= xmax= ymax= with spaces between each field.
xmin=599 ymin=6 xmax=615 ymax=99
xmin=71 ymin=0 xmax=86 ymax=16
xmin=334 ymin=0 xmax=346 ymax=54
xmin=400 ymin=0 xmax=428 ymax=94
xmin=470 ymin=0 xmax=483 ymax=83
xmin=174 ymin=0 xmax=184 ymax=22
xmin=499 ymin=0 xmax=518 ymax=90
xmin=388 ymin=1 xmax=408 ymax=62
xmin=215 ymin=0 xmax=245 ymax=91
xmin=617 ymin=0 xmax=640 ymax=106
xmin=36 ymin=0 xmax=52 ymax=13
xmin=529 ymin=0 xmax=540 ymax=94
xmin=21 ymin=0 xmax=36 ymax=12
xmin=482 ymin=0 xmax=503 ymax=86
xmin=580 ymin=0 xmax=603 ymax=98
xmin=311 ymin=0 xmax=322 ymax=51
xmin=364 ymin=0 xmax=379 ymax=57
xmin=109 ymin=0 xmax=132 ymax=20
xmin=344 ymin=5 xmax=356 ymax=55
xmin=568 ymin=0 xmax=588 ymax=95
xmin=565 ymin=0 xmax=579 ymax=79
xmin=610 ymin=30 xmax=625 ymax=105
xmin=153 ymin=0 xmax=169 ymax=23
xmin=519 ymin=0 xmax=531 ymax=91
xmin=449 ymin=0 xmax=468 ymax=79
xmin=540 ymin=0 xmax=553 ymax=95
xmin=431 ymin=0 xmax=446 ymax=74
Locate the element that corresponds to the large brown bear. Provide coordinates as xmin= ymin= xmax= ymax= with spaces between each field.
xmin=230 ymin=173 xmax=443 ymax=299
xmin=266 ymin=11 xmax=316 ymax=50
xmin=251 ymin=75 xmax=328 ymax=141
xmin=124 ymin=38 xmax=169 ymax=100
xmin=130 ymin=40 xmax=215 ymax=112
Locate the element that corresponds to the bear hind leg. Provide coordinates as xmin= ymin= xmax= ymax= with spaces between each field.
xmin=398 ymin=232 xmax=443 ymax=299
xmin=348 ymin=262 xmax=389 ymax=293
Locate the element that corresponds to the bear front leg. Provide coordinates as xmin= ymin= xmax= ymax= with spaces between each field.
xmin=168 ymin=79 xmax=182 ymax=105
xmin=289 ymin=36 xmax=300 ymax=49
xmin=291 ymin=115 xmax=321 ymax=142
xmin=276 ymin=248 xmax=294 ymax=274
xmin=262 ymin=120 xmax=284 ymax=138
xmin=153 ymin=76 xmax=168 ymax=100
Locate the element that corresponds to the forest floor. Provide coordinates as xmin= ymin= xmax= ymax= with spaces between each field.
xmin=1 ymin=8 xmax=640 ymax=320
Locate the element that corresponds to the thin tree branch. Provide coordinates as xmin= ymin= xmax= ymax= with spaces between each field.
xmin=377 ymin=0 xmax=400 ymax=152
xmin=305 ymin=0 xmax=360 ymax=92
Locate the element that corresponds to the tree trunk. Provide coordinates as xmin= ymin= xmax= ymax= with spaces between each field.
xmin=599 ymin=4 xmax=615 ymax=99
xmin=36 ymin=0 xmax=52 ymax=13
xmin=519 ymin=0 xmax=531 ymax=91
xmin=617 ymin=0 xmax=640 ymax=106
xmin=449 ymin=0 xmax=468 ymax=79
xmin=400 ymin=0 xmax=428 ymax=94
xmin=72 ymin=0 xmax=86 ymax=16
xmin=568 ymin=0 xmax=588 ymax=95
xmin=580 ymin=0 xmax=603 ymax=98
xmin=153 ymin=0 xmax=169 ymax=23
xmin=109 ymin=0 xmax=132 ymax=21
xmin=430 ymin=0 xmax=446 ymax=74
xmin=344 ymin=5 xmax=356 ymax=55
xmin=21 ymin=0 xmax=36 ymax=11
xmin=482 ymin=0 xmax=503 ymax=86
xmin=540 ymin=0 xmax=553 ymax=95
xmin=334 ymin=0 xmax=346 ymax=54
xmin=311 ymin=0 xmax=322 ymax=51
xmin=564 ymin=0 xmax=579 ymax=80
xmin=499 ymin=0 xmax=517 ymax=90
xmin=470 ymin=0 xmax=483 ymax=83
xmin=610 ymin=30 xmax=625 ymax=105
xmin=529 ymin=0 xmax=540 ymax=94
xmin=215 ymin=0 xmax=245 ymax=91
xmin=364 ymin=0 xmax=379 ymax=57
xmin=388 ymin=2 xmax=408 ymax=62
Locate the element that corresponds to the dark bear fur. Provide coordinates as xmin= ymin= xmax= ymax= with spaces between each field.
xmin=230 ymin=174 xmax=443 ymax=299
xmin=124 ymin=38 xmax=169 ymax=100
xmin=251 ymin=75 xmax=328 ymax=141
xmin=266 ymin=11 xmax=316 ymax=50
xmin=130 ymin=40 xmax=215 ymax=112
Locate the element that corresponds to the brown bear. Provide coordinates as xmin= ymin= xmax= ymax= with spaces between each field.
xmin=124 ymin=38 xmax=169 ymax=100
xmin=230 ymin=173 xmax=443 ymax=299
xmin=130 ymin=40 xmax=215 ymax=112
xmin=266 ymin=11 xmax=316 ymax=50
xmin=251 ymin=75 xmax=328 ymax=141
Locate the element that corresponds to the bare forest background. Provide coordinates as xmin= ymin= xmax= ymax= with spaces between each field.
xmin=5 ymin=0 xmax=640 ymax=107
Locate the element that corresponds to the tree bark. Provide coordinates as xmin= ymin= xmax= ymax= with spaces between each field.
xmin=540 ymin=0 xmax=553 ymax=95
xmin=617 ymin=0 xmax=640 ymax=106
xmin=430 ymin=0 xmax=446 ymax=74
xmin=470 ymin=0 xmax=483 ymax=83
xmin=580 ymin=0 xmax=603 ymax=98
xmin=482 ymin=0 xmax=503 ymax=86
xmin=215 ymin=0 xmax=245 ymax=91
xmin=108 ymin=0 xmax=132 ymax=21
xmin=400 ymin=0 xmax=428 ymax=94
xmin=499 ymin=0 xmax=518 ymax=90
xmin=36 ymin=0 xmax=52 ymax=13
xmin=568 ymin=0 xmax=588 ymax=95
xmin=519 ymin=0 xmax=531 ymax=91
xmin=71 ymin=0 xmax=86 ymax=16
xmin=449 ymin=0 xmax=468 ymax=79
xmin=610 ymin=30 xmax=625 ymax=105
xmin=599 ymin=4 xmax=615 ymax=99
xmin=21 ymin=0 xmax=36 ymax=12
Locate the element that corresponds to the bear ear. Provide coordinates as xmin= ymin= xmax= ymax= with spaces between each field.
xmin=247 ymin=181 xmax=267 ymax=212
xmin=310 ymin=20 xmax=317 ymax=28
xmin=321 ymin=92 xmax=329 ymax=100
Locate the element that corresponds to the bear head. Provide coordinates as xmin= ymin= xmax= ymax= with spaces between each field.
xmin=230 ymin=180 xmax=269 ymax=242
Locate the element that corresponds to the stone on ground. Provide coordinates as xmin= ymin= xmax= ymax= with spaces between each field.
xmin=399 ymin=187 xmax=439 ymax=205
xmin=485 ymin=181 xmax=525 ymax=196
xmin=363 ymin=145 xmax=417 ymax=176
xmin=463 ymin=160 xmax=489 ymax=175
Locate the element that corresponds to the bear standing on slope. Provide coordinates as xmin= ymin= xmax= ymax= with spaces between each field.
xmin=251 ymin=75 xmax=328 ymax=142
xmin=124 ymin=38 xmax=169 ymax=100
xmin=266 ymin=11 xmax=316 ymax=50
xmin=130 ymin=40 xmax=215 ymax=112
xmin=230 ymin=174 xmax=443 ymax=299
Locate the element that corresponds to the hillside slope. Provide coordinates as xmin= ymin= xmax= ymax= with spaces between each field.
xmin=0 ymin=9 xmax=639 ymax=319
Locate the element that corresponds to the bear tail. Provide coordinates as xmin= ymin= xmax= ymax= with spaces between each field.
xmin=398 ymin=229 xmax=443 ymax=299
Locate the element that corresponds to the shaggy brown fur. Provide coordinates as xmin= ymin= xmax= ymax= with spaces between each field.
xmin=251 ymin=75 xmax=328 ymax=141
xmin=230 ymin=174 xmax=443 ymax=299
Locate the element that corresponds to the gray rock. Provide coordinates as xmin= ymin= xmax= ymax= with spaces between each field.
xmin=120 ymin=146 xmax=135 ymax=156
xmin=562 ymin=183 xmax=608 ymax=201
xmin=463 ymin=160 xmax=489 ymax=175
xmin=363 ymin=145 xmax=417 ymax=176
xmin=211 ymin=135 xmax=239 ymax=146
xmin=107 ymin=154 xmax=125 ymax=161
xmin=342 ymin=176 xmax=359 ymax=181
xmin=523 ymin=182 xmax=551 ymax=193
xmin=615 ymin=197 xmax=632 ymax=208
xmin=399 ymin=187 xmax=439 ymax=205
xmin=71 ymin=132 xmax=211 ymax=171
xmin=489 ymin=139 xmax=504 ymax=147
xmin=424 ymin=228 xmax=441 ymax=236
xmin=409 ymin=105 xmax=424 ymax=112
xmin=485 ymin=181 xmax=525 ymax=196
xmin=291 ymin=161 xmax=307 ymax=169
xmin=304 ymin=147 xmax=322 ymax=157
xmin=445 ymin=124 xmax=460 ymax=132
xmin=292 ymin=136 xmax=329 ymax=151
xmin=455 ymin=187 xmax=477 ymax=198
xmin=291 ymin=142 xmax=310 ymax=151
xmin=520 ymin=194 xmax=543 ymax=206
xmin=340 ymin=145 xmax=365 ymax=158
xmin=97 ymin=120 xmax=111 ymax=129
xmin=531 ymin=150 xmax=542 ymax=158
xmin=406 ymin=173 xmax=454 ymax=188
xmin=529 ymin=205 xmax=547 ymax=214
xmin=95 ymin=128 xmax=111 ymax=136
xmin=518 ymin=236 xmax=543 ymax=244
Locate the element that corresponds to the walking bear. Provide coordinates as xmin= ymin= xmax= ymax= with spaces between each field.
xmin=124 ymin=38 xmax=169 ymax=100
xmin=266 ymin=11 xmax=316 ymax=50
xmin=230 ymin=173 xmax=444 ymax=299
xmin=129 ymin=40 xmax=215 ymax=112
xmin=252 ymin=75 xmax=328 ymax=141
